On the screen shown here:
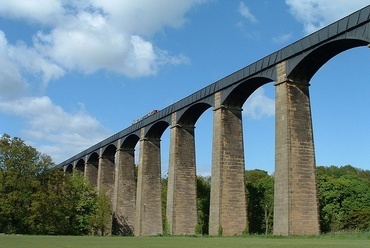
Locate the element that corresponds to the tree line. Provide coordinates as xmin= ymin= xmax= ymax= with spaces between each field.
xmin=0 ymin=134 xmax=111 ymax=235
xmin=190 ymin=166 xmax=370 ymax=234
xmin=1 ymin=134 xmax=369 ymax=235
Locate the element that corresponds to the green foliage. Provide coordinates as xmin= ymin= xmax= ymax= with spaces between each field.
xmin=89 ymin=190 xmax=112 ymax=236
xmin=217 ymin=225 xmax=223 ymax=236
xmin=163 ymin=220 xmax=170 ymax=236
xmin=26 ymin=171 xmax=99 ymax=235
xmin=0 ymin=134 xmax=55 ymax=234
xmin=64 ymin=172 xmax=99 ymax=235
xmin=27 ymin=169 xmax=69 ymax=234
xmin=161 ymin=177 xmax=168 ymax=234
xmin=317 ymin=165 xmax=370 ymax=233
xmin=245 ymin=170 xmax=274 ymax=234
xmin=196 ymin=176 xmax=210 ymax=235
xmin=0 ymin=134 xmax=103 ymax=235
xmin=343 ymin=209 xmax=370 ymax=230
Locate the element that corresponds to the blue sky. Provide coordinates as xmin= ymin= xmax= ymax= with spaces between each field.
xmin=0 ymin=0 xmax=369 ymax=175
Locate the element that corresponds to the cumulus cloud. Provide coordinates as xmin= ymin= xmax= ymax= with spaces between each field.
xmin=0 ymin=31 xmax=30 ymax=99
xmin=0 ymin=96 xmax=110 ymax=163
xmin=244 ymin=88 xmax=275 ymax=119
xmin=285 ymin=0 xmax=369 ymax=34
xmin=238 ymin=2 xmax=258 ymax=23
xmin=0 ymin=0 xmax=63 ymax=25
xmin=0 ymin=31 xmax=65 ymax=98
xmin=9 ymin=41 xmax=65 ymax=88
xmin=0 ymin=0 xmax=207 ymax=97
xmin=0 ymin=0 xmax=208 ymax=162
xmin=90 ymin=0 xmax=207 ymax=36
xmin=34 ymin=12 xmax=148 ymax=76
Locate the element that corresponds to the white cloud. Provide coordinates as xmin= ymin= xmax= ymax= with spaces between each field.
xmin=0 ymin=0 xmax=205 ymax=84
xmin=244 ymin=88 xmax=275 ymax=119
xmin=0 ymin=0 xmax=63 ymax=25
xmin=238 ymin=2 xmax=258 ymax=23
xmin=0 ymin=96 xmax=110 ymax=163
xmin=0 ymin=31 xmax=30 ymax=99
xmin=90 ymin=0 xmax=208 ymax=36
xmin=285 ymin=0 xmax=369 ymax=34
xmin=8 ymin=41 xmax=65 ymax=88
xmin=0 ymin=30 xmax=65 ymax=99
xmin=0 ymin=0 xmax=208 ymax=162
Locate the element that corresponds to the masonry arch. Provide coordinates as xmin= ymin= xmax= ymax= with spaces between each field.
xmin=309 ymin=45 xmax=370 ymax=169
xmin=121 ymin=134 xmax=140 ymax=150
xmin=145 ymin=120 xmax=170 ymax=139
xmin=178 ymin=102 xmax=213 ymax=176
xmin=75 ymin=158 xmax=85 ymax=173
xmin=289 ymin=39 xmax=370 ymax=82
xmin=222 ymin=77 xmax=274 ymax=108
xmin=178 ymin=102 xmax=212 ymax=126
xmin=102 ymin=144 xmax=117 ymax=157
xmin=86 ymin=152 xmax=99 ymax=187
xmin=219 ymin=76 xmax=276 ymax=175
xmin=87 ymin=152 xmax=99 ymax=166
xmin=65 ymin=164 xmax=73 ymax=173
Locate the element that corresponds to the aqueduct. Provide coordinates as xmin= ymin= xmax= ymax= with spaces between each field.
xmin=60 ymin=5 xmax=370 ymax=236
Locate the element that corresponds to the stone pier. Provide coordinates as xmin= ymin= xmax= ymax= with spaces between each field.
xmin=114 ymin=148 xmax=136 ymax=233
xmin=97 ymin=152 xmax=115 ymax=235
xmin=135 ymin=129 xmax=163 ymax=236
xmin=166 ymin=113 xmax=197 ymax=235
xmin=274 ymin=61 xmax=320 ymax=236
xmin=209 ymin=92 xmax=247 ymax=236
xmin=98 ymin=154 xmax=115 ymax=202
xmin=85 ymin=159 xmax=98 ymax=187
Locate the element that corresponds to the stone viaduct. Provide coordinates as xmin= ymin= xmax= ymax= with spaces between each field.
xmin=60 ymin=5 xmax=370 ymax=236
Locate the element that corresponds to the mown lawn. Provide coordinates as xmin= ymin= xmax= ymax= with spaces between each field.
xmin=1 ymin=233 xmax=369 ymax=248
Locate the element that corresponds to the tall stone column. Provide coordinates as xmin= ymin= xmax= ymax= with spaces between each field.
xmin=166 ymin=113 xmax=197 ymax=235
xmin=98 ymin=155 xmax=116 ymax=202
xmin=114 ymin=148 xmax=136 ymax=233
xmin=85 ymin=161 xmax=98 ymax=187
xmin=97 ymin=154 xmax=115 ymax=235
xmin=134 ymin=130 xmax=163 ymax=236
xmin=274 ymin=61 xmax=320 ymax=236
xmin=209 ymin=92 xmax=247 ymax=236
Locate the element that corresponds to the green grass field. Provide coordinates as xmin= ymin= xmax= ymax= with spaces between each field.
xmin=1 ymin=233 xmax=369 ymax=248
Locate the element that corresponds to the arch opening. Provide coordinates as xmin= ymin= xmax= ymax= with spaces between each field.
xmin=289 ymin=39 xmax=369 ymax=82
xmin=310 ymin=46 xmax=370 ymax=170
xmin=223 ymin=77 xmax=274 ymax=108
xmin=75 ymin=159 xmax=85 ymax=173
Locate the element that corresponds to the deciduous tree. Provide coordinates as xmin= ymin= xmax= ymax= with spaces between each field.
xmin=0 ymin=134 xmax=104 ymax=235
xmin=245 ymin=170 xmax=274 ymax=234
xmin=317 ymin=165 xmax=370 ymax=232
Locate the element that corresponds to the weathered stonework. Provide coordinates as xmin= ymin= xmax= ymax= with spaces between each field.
xmin=85 ymin=161 xmax=98 ymax=187
xmin=97 ymin=153 xmax=115 ymax=234
xmin=274 ymin=61 xmax=320 ymax=236
xmin=98 ymin=154 xmax=115 ymax=201
xmin=166 ymin=112 xmax=197 ymax=235
xmin=114 ymin=148 xmax=136 ymax=232
xmin=135 ymin=128 xmax=163 ymax=236
xmin=209 ymin=91 xmax=247 ymax=236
